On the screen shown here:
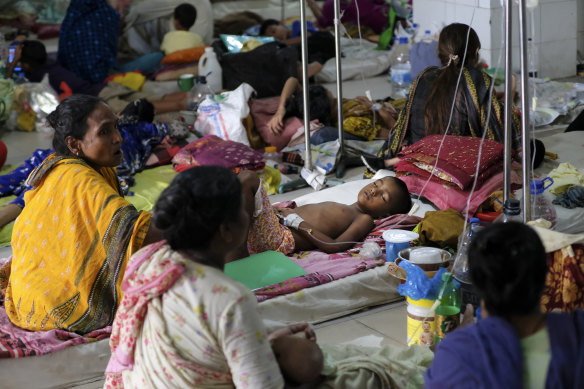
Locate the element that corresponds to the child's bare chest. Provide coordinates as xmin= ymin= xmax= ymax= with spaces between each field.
xmin=295 ymin=202 xmax=359 ymax=236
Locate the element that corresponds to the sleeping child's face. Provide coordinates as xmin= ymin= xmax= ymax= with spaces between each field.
xmin=265 ymin=24 xmax=289 ymax=41
xmin=357 ymin=177 xmax=404 ymax=218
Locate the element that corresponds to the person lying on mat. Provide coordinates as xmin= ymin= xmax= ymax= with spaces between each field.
xmin=259 ymin=18 xmax=334 ymax=79
xmin=105 ymin=166 xmax=323 ymax=388
xmin=231 ymin=170 xmax=412 ymax=257
xmin=425 ymin=222 xmax=584 ymax=388
xmin=3 ymin=95 xmax=163 ymax=334
xmin=365 ymin=23 xmax=522 ymax=172
xmin=268 ymin=76 xmax=397 ymax=143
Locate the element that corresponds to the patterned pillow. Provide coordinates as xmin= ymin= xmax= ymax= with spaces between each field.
xmin=396 ymin=135 xmax=506 ymax=190
xmin=397 ymin=162 xmax=522 ymax=216
xmin=172 ymin=135 xmax=265 ymax=173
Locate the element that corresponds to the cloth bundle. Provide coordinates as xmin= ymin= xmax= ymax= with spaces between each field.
xmin=172 ymin=135 xmax=265 ymax=173
xmin=395 ymin=135 xmax=506 ymax=190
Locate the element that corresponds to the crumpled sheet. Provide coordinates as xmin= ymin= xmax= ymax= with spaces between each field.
xmin=548 ymin=162 xmax=584 ymax=195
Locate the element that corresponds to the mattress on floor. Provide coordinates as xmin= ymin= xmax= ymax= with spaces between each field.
xmin=529 ymin=131 xmax=584 ymax=234
xmin=0 ymin=339 xmax=109 ymax=389
xmin=258 ymin=171 xmax=432 ymax=328
xmin=315 ymin=38 xmax=391 ymax=83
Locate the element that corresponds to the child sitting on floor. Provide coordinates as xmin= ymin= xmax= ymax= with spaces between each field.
xmin=234 ymin=170 xmax=412 ymax=257
xmin=160 ymin=2 xmax=204 ymax=55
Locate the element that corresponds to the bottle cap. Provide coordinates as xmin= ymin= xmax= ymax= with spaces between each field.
xmin=503 ymin=198 xmax=521 ymax=215
xmin=264 ymin=146 xmax=277 ymax=153
xmin=399 ymin=36 xmax=409 ymax=44
xmin=469 ymin=217 xmax=480 ymax=224
xmin=530 ymin=180 xmax=544 ymax=195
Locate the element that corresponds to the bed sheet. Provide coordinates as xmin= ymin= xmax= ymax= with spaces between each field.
xmin=315 ymin=38 xmax=391 ymax=83
xmin=529 ymin=131 xmax=584 ymax=234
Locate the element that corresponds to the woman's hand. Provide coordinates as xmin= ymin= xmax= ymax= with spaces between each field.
xmin=267 ymin=106 xmax=286 ymax=136
xmin=268 ymin=323 xmax=317 ymax=343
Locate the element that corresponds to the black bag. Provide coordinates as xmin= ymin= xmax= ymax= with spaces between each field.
xmin=212 ymin=40 xmax=298 ymax=98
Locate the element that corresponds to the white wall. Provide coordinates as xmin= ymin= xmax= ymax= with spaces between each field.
xmin=413 ymin=0 xmax=579 ymax=79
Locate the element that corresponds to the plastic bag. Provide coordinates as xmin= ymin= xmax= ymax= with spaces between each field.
xmin=397 ymin=260 xmax=448 ymax=300
xmin=195 ymin=83 xmax=256 ymax=146
xmin=10 ymin=75 xmax=59 ymax=132
xmin=0 ymin=79 xmax=15 ymax=122
xmin=220 ymin=34 xmax=274 ymax=54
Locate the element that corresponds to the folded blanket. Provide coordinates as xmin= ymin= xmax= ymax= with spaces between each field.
xmin=396 ymin=135 xmax=506 ymax=190
xmin=172 ymin=135 xmax=265 ymax=173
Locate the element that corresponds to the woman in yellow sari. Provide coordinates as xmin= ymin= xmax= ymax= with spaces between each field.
xmin=3 ymin=95 xmax=162 ymax=334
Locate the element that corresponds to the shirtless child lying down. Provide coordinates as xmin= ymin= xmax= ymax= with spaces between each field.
xmin=233 ymin=170 xmax=412 ymax=258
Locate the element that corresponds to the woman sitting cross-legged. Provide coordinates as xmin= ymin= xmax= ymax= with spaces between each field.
xmin=104 ymin=165 xmax=324 ymax=388
xmin=367 ymin=23 xmax=522 ymax=173
xmin=3 ymin=95 xmax=163 ymax=334
xmin=425 ymin=222 xmax=584 ymax=388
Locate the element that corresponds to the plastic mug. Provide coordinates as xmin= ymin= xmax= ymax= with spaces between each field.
xmin=386 ymin=241 xmax=410 ymax=262
xmin=177 ymin=74 xmax=195 ymax=91
xmin=382 ymin=229 xmax=419 ymax=262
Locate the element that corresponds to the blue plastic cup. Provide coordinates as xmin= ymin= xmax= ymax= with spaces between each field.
xmin=386 ymin=241 xmax=411 ymax=262
xmin=382 ymin=229 xmax=419 ymax=262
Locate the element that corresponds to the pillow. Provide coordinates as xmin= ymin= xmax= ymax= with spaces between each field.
xmin=397 ymin=162 xmax=522 ymax=216
xmin=154 ymin=65 xmax=198 ymax=81
xmin=161 ymin=46 xmax=207 ymax=65
xmin=397 ymin=135 xmax=506 ymax=190
xmin=250 ymin=97 xmax=303 ymax=151
xmin=172 ymin=135 xmax=265 ymax=173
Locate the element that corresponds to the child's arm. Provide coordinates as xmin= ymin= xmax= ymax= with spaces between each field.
xmin=267 ymin=77 xmax=301 ymax=135
xmin=289 ymin=213 xmax=374 ymax=253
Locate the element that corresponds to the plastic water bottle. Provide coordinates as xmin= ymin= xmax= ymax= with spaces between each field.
xmin=452 ymin=218 xmax=483 ymax=310
xmin=434 ymin=272 xmax=461 ymax=344
xmin=528 ymin=38 xmax=538 ymax=78
xmin=187 ymin=76 xmax=214 ymax=111
xmin=198 ymin=47 xmax=222 ymax=94
xmin=494 ymin=198 xmax=523 ymax=223
xmin=421 ymin=30 xmax=433 ymax=43
xmin=390 ymin=37 xmax=412 ymax=98
xmin=529 ymin=178 xmax=557 ymax=229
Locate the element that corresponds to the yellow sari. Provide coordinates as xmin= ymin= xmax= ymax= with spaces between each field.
xmin=4 ymin=155 xmax=151 ymax=334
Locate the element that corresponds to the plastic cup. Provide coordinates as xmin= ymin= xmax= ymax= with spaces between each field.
xmin=177 ymin=74 xmax=195 ymax=91
xmin=382 ymin=229 xmax=419 ymax=262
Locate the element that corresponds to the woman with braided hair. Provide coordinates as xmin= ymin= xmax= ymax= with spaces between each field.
xmin=366 ymin=23 xmax=522 ymax=172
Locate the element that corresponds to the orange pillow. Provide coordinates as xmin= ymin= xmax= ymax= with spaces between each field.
xmin=161 ymin=46 xmax=208 ymax=65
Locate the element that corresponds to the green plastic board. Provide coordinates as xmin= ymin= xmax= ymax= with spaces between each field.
xmin=224 ymin=250 xmax=307 ymax=290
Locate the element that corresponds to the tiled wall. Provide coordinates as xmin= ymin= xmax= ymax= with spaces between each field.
xmin=413 ymin=0 xmax=579 ymax=79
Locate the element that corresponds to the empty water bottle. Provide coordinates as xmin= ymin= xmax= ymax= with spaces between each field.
xmin=452 ymin=218 xmax=483 ymax=310
xmin=529 ymin=177 xmax=557 ymax=229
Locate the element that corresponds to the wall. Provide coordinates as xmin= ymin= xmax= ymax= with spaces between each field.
xmin=413 ymin=0 xmax=579 ymax=79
